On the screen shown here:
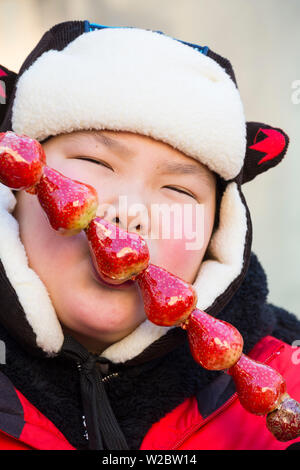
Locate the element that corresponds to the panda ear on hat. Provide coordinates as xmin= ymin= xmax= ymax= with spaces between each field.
xmin=0 ymin=65 xmax=18 ymax=127
xmin=241 ymin=121 xmax=289 ymax=185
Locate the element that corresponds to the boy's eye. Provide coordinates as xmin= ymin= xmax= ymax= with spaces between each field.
xmin=73 ymin=156 xmax=114 ymax=171
xmin=163 ymin=185 xmax=196 ymax=199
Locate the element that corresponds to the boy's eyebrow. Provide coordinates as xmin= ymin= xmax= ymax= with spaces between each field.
xmin=67 ymin=130 xmax=133 ymax=157
xmin=158 ymin=161 xmax=212 ymax=179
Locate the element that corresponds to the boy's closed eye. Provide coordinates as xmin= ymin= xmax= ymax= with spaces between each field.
xmin=72 ymin=156 xmax=114 ymax=171
xmin=58 ymin=130 xmax=215 ymax=204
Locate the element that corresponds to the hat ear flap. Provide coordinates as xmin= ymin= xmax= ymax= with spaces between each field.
xmin=0 ymin=65 xmax=17 ymax=128
xmin=241 ymin=121 xmax=289 ymax=185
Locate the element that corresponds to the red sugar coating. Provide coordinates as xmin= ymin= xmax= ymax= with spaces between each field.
xmin=136 ymin=263 xmax=197 ymax=326
xmin=185 ymin=308 xmax=244 ymax=370
xmin=229 ymin=354 xmax=287 ymax=415
xmin=86 ymin=217 xmax=150 ymax=284
xmin=0 ymin=131 xmax=46 ymax=190
xmin=266 ymin=396 xmax=300 ymax=441
xmin=36 ymin=166 xmax=98 ymax=234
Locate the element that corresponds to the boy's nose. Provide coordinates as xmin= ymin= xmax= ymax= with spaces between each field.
xmin=98 ymin=207 xmax=149 ymax=236
xmin=112 ymin=215 xmax=140 ymax=232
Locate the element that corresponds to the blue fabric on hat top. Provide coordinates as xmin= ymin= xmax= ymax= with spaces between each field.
xmin=84 ymin=20 xmax=209 ymax=55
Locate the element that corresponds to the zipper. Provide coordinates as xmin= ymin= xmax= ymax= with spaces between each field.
xmin=171 ymin=342 xmax=285 ymax=450
xmin=101 ymin=372 xmax=119 ymax=384
xmin=77 ymin=361 xmax=120 ymax=442
xmin=76 ymin=363 xmax=89 ymax=441
xmin=96 ymin=359 xmax=120 ymax=384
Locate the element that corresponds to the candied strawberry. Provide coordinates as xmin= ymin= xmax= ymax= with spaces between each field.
xmin=183 ymin=308 xmax=243 ymax=370
xmin=36 ymin=166 xmax=98 ymax=235
xmin=136 ymin=264 xmax=197 ymax=326
xmin=0 ymin=131 xmax=45 ymax=190
xmin=266 ymin=394 xmax=300 ymax=442
xmin=228 ymin=354 xmax=287 ymax=415
xmin=85 ymin=217 xmax=149 ymax=284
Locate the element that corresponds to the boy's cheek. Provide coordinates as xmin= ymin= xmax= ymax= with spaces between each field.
xmin=146 ymin=235 xmax=205 ymax=285
xmin=144 ymin=205 xmax=208 ymax=282
xmin=15 ymin=192 xmax=88 ymax=270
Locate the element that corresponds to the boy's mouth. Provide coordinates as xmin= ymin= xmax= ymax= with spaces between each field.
xmin=90 ymin=258 xmax=135 ymax=290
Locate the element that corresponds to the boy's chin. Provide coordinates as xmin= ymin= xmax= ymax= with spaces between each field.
xmin=61 ymin=315 xmax=145 ymax=352
xmin=55 ymin=259 xmax=146 ymax=349
xmin=58 ymin=286 xmax=146 ymax=342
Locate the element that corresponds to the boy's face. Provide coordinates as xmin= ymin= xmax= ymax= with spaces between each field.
xmin=12 ymin=130 xmax=217 ymax=353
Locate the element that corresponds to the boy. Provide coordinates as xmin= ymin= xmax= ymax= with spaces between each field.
xmin=0 ymin=20 xmax=299 ymax=450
